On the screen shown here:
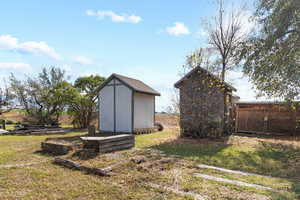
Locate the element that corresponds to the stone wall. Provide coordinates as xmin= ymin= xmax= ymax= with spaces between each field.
xmin=178 ymin=70 xmax=230 ymax=138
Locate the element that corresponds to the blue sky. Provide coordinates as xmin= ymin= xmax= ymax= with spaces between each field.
xmin=0 ymin=0 xmax=264 ymax=111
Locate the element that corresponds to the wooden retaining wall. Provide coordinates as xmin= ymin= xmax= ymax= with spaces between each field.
xmin=81 ymin=134 xmax=134 ymax=153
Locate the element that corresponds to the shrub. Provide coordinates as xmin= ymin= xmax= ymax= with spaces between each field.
xmin=6 ymin=120 xmax=14 ymax=124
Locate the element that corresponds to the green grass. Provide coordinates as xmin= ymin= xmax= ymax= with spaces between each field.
xmin=152 ymin=138 xmax=300 ymax=179
xmin=149 ymin=135 xmax=300 ymax=199
xmin=135 ymin=129 xmax=179 ymax=148
xmin=8 ymin=109 xmax=27 ymax=114
xmin=0 ymin=129 xmax=300 ymax=199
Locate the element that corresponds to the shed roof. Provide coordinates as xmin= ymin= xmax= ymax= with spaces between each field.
xmin=174 ymin=66 xmax=237 ymax=92
xmin=98 ymin=73 xmax=161 ymax=96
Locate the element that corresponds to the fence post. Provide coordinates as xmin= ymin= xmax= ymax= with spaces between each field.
xmin=88 ymin=125 xmax=96 ymax=136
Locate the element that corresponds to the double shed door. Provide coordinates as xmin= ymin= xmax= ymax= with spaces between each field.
xmin=99 ymin=79 xmax=133 ymax=133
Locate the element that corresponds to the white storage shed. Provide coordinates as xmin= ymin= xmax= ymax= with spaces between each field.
xmin=98 ymin=73 xmax=160 ymax=134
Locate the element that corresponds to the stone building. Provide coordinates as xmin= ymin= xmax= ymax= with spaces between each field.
xmin=174 ymin=66 xmax=237 ymax=138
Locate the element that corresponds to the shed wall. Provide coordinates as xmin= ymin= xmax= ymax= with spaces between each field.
xmin=134 ymin=93 xmax=154 ymax=129
xmin=99 ymin=85 xmax=114 ymax=132
xmin=115 ymin=84 xmax=132 ymax=132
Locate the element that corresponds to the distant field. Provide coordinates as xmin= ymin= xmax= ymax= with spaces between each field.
xmin=0 ymin=110 xmax=179 ymax=129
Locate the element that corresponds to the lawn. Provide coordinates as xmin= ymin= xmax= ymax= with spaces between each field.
xmin=0 ymin=129 xmax=300 ymax=199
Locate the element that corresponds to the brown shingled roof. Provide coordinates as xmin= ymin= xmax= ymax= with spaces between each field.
xmin=98 ymin=73 xmax=161 ymax=96
xmin=174 ymin=66 xmax=237 ymax=92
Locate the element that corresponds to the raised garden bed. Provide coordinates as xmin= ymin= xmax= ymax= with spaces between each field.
xmin=41 ymin=136 xmax=83 ymax=155
xmin=81 ymin=134 xmax=135 ymax=153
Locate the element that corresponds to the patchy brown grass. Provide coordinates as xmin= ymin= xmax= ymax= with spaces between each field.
xmin=1 ymin=130 xmax=300 ymax=199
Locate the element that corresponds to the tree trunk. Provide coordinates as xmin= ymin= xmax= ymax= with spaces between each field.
xmin=222 ymin=62 xmax=228 ymax=136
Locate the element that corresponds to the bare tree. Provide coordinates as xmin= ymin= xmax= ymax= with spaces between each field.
xmin=206 ymin=0 xmax=246 ymax=133
xmin=165 ymin=88 xmax=180 ymax=114
xmin=207 ymin=0 xmax=246 ymax=80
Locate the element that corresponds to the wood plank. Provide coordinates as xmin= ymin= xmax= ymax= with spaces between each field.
xmin=99 ymin=143 xmax=134 ymax=153
xmin=99 ymin=143 xmax=134 ymax=151
xmin=53 ymin=157 xmax=109 ymax=176
xmin=81 ymin=135 xmax=134 ymax=143
xmin=97 ymin=137 xmax=134 ymax=145
xmin=100 ymin=140 xmax=134 ymax=148
xmin=81 ymin=134 xmax=133 ymax=140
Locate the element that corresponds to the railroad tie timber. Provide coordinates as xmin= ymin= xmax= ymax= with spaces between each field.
xmin=53 ymin=157 xmax=110 ymax=176
xmin=81 ymin=134 xmax=135 ymax=153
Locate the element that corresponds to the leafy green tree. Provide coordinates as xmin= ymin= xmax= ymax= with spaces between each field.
xmin=9 ymin=67 xmax=76 ymax=125
xmin=242 ymin=0 xmax=300 ymax=101
xmin=68 ymin=75 xmax=105 ymax=128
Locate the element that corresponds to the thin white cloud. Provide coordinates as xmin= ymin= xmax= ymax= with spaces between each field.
xmin=86 ymin=10 xmax=141 ymax=24
xmin=73 ymin=56 xmax=93 ymax=65
xmin=0 ymin=35 xmax=18 ymax=49
xmin=0 ymin=62 xmax=32 ymax=71
xmin=165 ymin=22 xmax=190 ymax=36
xmin=60 ymin=64 xmax=72 ymax=72
xmin=0 ymin=35 xmax=61 ymax=60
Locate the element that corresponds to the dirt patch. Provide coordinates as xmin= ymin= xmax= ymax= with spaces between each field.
xmin=130 ymin=154 xmax=179 ymax=172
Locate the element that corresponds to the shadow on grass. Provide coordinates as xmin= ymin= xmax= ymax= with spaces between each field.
xmin=150 ymin=136 xmax=300 ymax=198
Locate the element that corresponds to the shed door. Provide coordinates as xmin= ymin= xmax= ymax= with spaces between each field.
xmin=99 ymin=78 xmax=132 ymax=133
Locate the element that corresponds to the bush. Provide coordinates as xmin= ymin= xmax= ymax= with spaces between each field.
xmin=6 ymin=120 xmax=14 ymax=124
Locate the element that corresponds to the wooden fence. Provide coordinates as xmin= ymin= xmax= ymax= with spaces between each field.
xmin=235 ymin=103 xmax=300 ymax=135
